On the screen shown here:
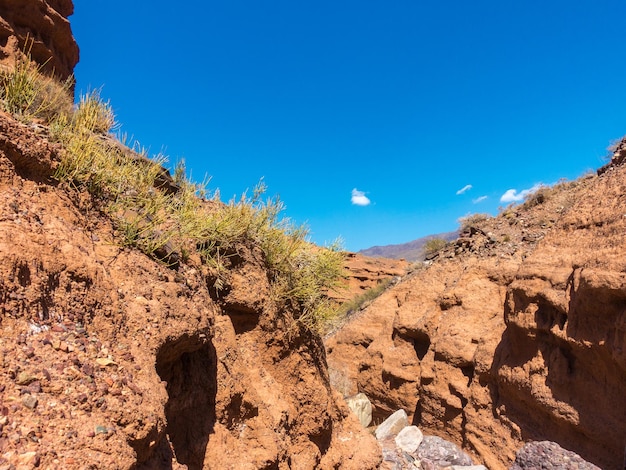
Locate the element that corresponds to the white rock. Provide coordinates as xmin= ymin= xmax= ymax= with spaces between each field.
xmin=450 ymin=466 xmax=487 ymax=470
xmin=345 ymin=393 xmax=372 ymax=428
xmin=375 ymin=409 xmax=409 ymax=440
xmin=394 ymin=425 xmax=423 ymax=453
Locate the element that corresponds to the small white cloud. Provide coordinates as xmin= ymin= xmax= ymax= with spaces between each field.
xmin=351 ymin=188 xmax=371 ymax=206
xmin=472 ymin=195 xmax=488 ymax=204
xmin=456 ymin=184 xmax=473 ymax=195
xmin=500 ymin=183 xmax=543 ymax=203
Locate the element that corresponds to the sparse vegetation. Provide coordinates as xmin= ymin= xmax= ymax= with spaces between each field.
xmin=606 ymin=135 xmax=626 ymax=159
xmin=0 ymin=41 xmax=74 ymax=123
xmin=422 ymin=237 xmax=447 ymax=257
xmin=71 ymin=90 xmax=116 ymax=134
xmin=0 ymin=52 xmax=344 ymax=332
xmin=520 ymin=185 xmax=548 ymax=209
xmin=458 ymin=212 xmax=491 ymax=230
xmin=335 ymin=278 xmax=394 ymax=320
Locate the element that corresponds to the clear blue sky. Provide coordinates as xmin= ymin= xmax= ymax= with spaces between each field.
xmin=71 ymin=1 xmax=626 ymax=252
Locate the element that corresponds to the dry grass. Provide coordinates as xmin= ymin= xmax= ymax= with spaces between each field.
xmin=458 ymin=212 xmax=491 ymax=230
xmin=0 ymin=53 xmax=345 ymax=333
xmin=423 ymin=237 xmax=448 ymax=257
xmin=0 ymin=47 xmax=74 ymax=123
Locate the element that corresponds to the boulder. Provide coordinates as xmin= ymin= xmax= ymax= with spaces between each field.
xmin=417 ymin=435 xmax=474 ymax=467
xmin=394 ymin=425 xmax=423 ymax=454
xmin=345 ymin=392 xmax=373 ymax=428
xmin=375 ymin=409 xmax=409 ymax=441
xmin=510 ymin=441 xmax=601 ymax=470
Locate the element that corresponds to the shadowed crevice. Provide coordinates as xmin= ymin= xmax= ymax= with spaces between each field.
xmin=155 ymin=334 xmax=217 ymax=470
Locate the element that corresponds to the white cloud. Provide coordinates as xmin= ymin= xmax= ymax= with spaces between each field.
xmin=351 ymin=188 xmax=371 ymax=206
xmin=472 ymin=195 xmax=488 ymax=204
xmin=456 ymin=184 xmax=473 ymax=195
xmin=500 ymin=183 xmax=543 ymax=203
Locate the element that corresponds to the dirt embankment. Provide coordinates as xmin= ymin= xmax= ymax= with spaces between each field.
xmin=0 ymin=110 xmax=381 ymax=469
xmin=326 ymin=163 xmax=626 ymax=470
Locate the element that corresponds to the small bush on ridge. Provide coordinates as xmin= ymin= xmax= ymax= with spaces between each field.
xmin=423 ymin=237 xmax=447 ymax=257
xmin=458 ymin=212 xmax=491 ymax=230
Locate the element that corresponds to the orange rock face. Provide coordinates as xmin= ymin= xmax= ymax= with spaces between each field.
xmin=0 ymin=0 xmax=79 ymax=81
xmin=326 ymin=168 xmax=626 ymax=470
xmin=330 ymin=252 xmax=409 ymax=304
xmin=0 ymin=110 xmax=380 ymax=469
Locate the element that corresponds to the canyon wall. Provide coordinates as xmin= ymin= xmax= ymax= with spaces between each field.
xmin=0 ymin=0 xmax=79 ymax=81
xmin=0 ymin=109 xmax=380 ymax=468
xmin=326 ymin=166 xmax=626 ymax=470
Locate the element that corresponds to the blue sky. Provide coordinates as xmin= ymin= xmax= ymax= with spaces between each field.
xmin=71 ymin=1 xmax=626 ymax=252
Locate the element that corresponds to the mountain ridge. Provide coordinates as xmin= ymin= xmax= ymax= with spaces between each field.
xmin=358 ymin=230 xmax=459 ymax=261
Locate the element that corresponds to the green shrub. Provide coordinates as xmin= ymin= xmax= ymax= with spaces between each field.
xmin=423 ymin=237 xmax=447 ymax=257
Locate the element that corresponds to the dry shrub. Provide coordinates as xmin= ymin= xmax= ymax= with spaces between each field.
xmin=423 ymin=237 xmax=447 ymax=257
xmin=458 ymin=212 xmax=491 ymax=230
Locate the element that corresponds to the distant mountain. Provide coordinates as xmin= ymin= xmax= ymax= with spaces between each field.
xmin=358 ymin=231 xmax=459 ymax=261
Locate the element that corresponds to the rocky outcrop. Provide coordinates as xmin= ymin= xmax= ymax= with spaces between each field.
xmin=330 ymin=252 xmax=409 ymax=304
xmin=511 ymin=441 xmax=601 ymax=470
xmin=374 ymin=411 xmax=478 ymax=470
xmin=0 ymin=110 xmax=380 ymax=468
xmin=0 ymin=0 xmax=79 ymax=81
xmin=326 ymin=171 xmax=626 ymax=469
xmin=597 ymin=134 xmax=626 ymax=175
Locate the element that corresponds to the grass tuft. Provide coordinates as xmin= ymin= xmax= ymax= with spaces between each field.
xmin=72 ymin=90 xmax=116 ymax=134
xmin=423 ymin=237 xmax=448 ymax=258
xmin=0 ymin=43 xmax=74 ymax=123
xmin=458 ymin=212 xmax=491 ymax=230
xmin=0 ymin=52 xmax=345 ymax=332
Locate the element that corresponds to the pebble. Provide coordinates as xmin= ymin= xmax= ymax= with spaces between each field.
xmin=26 ymin=382 xmax=41 ymax=394
xmin=21 ymin=395 xmax=37 ymax=410
xmin=94 ymin=425 xmax=108 ymax=435
xmin=16 ymin=451 xmax=39 ymax=467
xmin=75 ymin=393 xmax=88 ymax=404
xmin=15 ymin=372 xmax=36 ymax=386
